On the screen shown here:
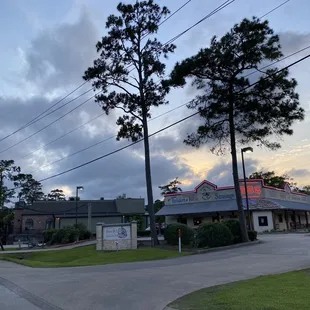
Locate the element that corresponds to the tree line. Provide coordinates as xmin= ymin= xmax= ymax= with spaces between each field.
xmin=0 ymin=159 xmax=71 ymax=208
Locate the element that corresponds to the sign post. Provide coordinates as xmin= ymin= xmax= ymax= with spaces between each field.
xmin=178 ymin=229 xmax=182 ymax=253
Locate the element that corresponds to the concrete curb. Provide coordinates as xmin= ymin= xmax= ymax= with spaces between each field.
xmin=190 ymin=239 xmax=261 ymax=255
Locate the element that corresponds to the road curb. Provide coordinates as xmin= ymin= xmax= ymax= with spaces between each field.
xmin=190 ymin=239 xmax=261 ymax=255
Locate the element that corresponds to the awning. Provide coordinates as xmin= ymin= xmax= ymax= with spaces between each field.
xmin=156 ymin=200 xmax=238 ymax=216
xmin=156 ymin=198 xmax=310 ymax=216
xmin=269 ymin=199 xmax=310 ymax=211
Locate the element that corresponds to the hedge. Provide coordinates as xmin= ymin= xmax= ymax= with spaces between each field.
xmin=248 ymin=230 xmax=258 ymax=241
xmin=196 ymin=222 xmax=233 ymax=248
xmin=164 ymin=223 xmax=194 ymax=246
xmin=223 ymin=220 xmax=242 ymax=244
xmin=43 ymin=229 xmax=57 ymax=243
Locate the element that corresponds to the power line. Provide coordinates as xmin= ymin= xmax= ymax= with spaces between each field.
xmin=22 ymin=0 xmax=298 ymax=172
xmin=0 ymin=1 xmax=194 ymax=146
xmin=18 ymin=112 xmax=105 ymax=161
xmin=34 ymin=52 xmax=310 ymax=184
xmin=0 ymin=81 xmax=88 ymax=143
xmin=259 ymin=0 xmax=290 ymax=19
xmin=29 ymin=102 xmax=188 ymax=173
xmin=0 ymin=91 xmax=103 ymax=155
xmin=29 ymin=41 xmax=310 ymax=171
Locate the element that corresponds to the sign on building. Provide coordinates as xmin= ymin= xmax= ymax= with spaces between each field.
xmin=103 ymin=226 xmax=131 ymax=240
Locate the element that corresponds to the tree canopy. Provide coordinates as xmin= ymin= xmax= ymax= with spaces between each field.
xmin=158 ymin=177 xmax=183 ymax=195
xmin=83 ymin=0 xmax=176 ymax=245
xmin=168 ymin=17 xmax=305 ymax=242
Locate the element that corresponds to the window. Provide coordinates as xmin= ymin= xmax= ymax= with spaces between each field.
xmin=278 ymin=214 xmax=283 ymax=223
xmin=291 ymin=215 xmax=295 ymax=222
xmin=25 ymin=219 xmax=33 ymax=230
xmin=45 ymin=218 xmax=54 ymax=229
xmin=258 ymin=216 xmax=268 ymax=227
xmin=193 ymin=217 xmax=203 ymax=226
xmin=177 ymin=217 xmax=187 ymax=225
xmin=212 ymin=216 xmax=219 ymax=222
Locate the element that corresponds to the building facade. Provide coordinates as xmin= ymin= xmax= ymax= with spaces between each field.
xmin=14 ymin=198 xmax=146 ymax=235
xmin=156 ymin=179 xmax=310 ymax=233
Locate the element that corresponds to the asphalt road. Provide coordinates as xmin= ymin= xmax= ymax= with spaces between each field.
xmin=1 ymin=234 xmax=310 ymax=310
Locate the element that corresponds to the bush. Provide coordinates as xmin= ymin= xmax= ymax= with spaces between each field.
xmin=248 ymin=230 xmax=258 ymax=241
xmin=43 ymin=229 xmax=57 ymax=243
xmin=137 ymin=230 xmax=151 ymax=237
xmin=51 ymin=227 xmax=80 ymax=244
xmin=73 ymin=223 xmax=92 ymax=240
xmin=223 ymin=220 xmax=242 ymax=244
xmin=196 ymin=222 xmax=233 ymax=248
xmin=164 ymin=223 xmax=194 ymax=246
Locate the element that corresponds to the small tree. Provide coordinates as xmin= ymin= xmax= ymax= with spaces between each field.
xmin=13 ymin=174 xmax=44 ymax=204
xmin=168 ymin=17 xmax=304 ymax=242
xmin=158 ymin=177 xmax=182 ymax=195
xmin=47 ymin=189 xmax=66 ymax=201
xmin=83 ymin=1 xmax=176 ymax=245
xmin=0 ymin=160 xmax=21 ymax=207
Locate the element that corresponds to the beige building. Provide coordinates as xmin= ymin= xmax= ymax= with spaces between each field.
xmin=156 ymin=179 xmax=310 ymax=233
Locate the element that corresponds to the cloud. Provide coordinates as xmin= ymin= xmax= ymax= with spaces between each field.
xmin=206 ymin=158 xmax=259 ymax=186
xmin=24 ymin=9 xmax=98 ymax=92
xmin=286 ymin=168 xmax=310 ymax=178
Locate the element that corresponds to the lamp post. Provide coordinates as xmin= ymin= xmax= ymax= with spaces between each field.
xmin=75 ymin=186 xmax=84 ymax=226
xmin=241 ymin=147 xmax=253 ymax=230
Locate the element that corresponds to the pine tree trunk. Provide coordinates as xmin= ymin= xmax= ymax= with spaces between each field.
xmin=229 ymin=97 xmax=249 ymax=243
xmin=142 ymin=114 xmax=159 ymax=246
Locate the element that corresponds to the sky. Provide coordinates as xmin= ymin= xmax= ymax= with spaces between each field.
xmin=0 ymin=0 xmax=310 ymax=203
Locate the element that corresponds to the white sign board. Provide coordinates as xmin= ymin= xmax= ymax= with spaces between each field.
xmin=103 ymin=226 xmax=131 ymax=240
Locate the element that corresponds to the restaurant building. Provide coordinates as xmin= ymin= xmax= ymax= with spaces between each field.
xmin=156 ymin=179 xmax=310 ymax=233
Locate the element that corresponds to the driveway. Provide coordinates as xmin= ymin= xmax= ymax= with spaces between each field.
xmin=1 ymin=234 xmax=310 ymax=310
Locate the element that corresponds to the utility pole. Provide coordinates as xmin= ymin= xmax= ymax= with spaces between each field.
xmin=87 ymin=202 xmax=92 ymax=232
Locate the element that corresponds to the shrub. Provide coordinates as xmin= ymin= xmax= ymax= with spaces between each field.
xmin=73 ymin=223 xmax=92 ymax=240
xmin=248 ymin=230 xmax=258 ymax=241
xmin=51 ymin=227 xmax=80 ymax=244
xmin=164 ymin=223 xmax=194 ymax=246
xmin=223 ymin=220 xmax=242 ymax=244
xmin=196 ymin=222 xmax=233 ymax=248
xmin=137 ymin=230 xmax=151 ymax=237
xmin=43 ymin=229 xmax=57 ymax=243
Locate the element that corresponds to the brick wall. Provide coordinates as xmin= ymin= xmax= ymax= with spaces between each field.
xmin=22 ymin=215 xmax=54 ymax=232
xmin=13 ymin=209 xmax=24 ymax=234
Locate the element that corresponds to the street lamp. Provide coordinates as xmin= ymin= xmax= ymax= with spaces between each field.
xmin=75 ymin=186 xmax=84 ymax=226
xmin=241 ymin=147 xmax=253 ymax=230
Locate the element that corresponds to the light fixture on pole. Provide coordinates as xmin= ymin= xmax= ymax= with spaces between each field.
xmin=75 ymin=186 xmax=84 ymax=226
xmin=241 ymin=147 xmax=253 ymax=230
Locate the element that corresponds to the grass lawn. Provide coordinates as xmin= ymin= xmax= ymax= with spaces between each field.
xmin=169 ymin=270 xmax=310 ymax=310
xmin=0 ymin=245 xmax=187 ymax=268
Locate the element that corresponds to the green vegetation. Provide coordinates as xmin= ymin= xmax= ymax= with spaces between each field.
xmin=169 ymin=270 xmax=310 ymax=310
xmin=164 ymin=223 xmax=194 ymax=246
xmin=223 ymin=220 xmax=242 ymax=244
xmin=248 ymin=230 xmax=258 ymax=241
xmin=0 ymin=245 xmax=187 ymax=268
xmin=196 ymin=223 xmax=233 ymax=248
xmin=43 ymin=223 xmax=92 ymax=245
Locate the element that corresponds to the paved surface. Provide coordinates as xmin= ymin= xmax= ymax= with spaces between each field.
xmin=1 ymin=234 xmax=310 ymax=310
xmin=1 ymin=237 xmax=164 ymax=254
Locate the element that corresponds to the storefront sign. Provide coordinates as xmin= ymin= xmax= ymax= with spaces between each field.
xmin=215 ymin=193 xmax=235 ymax=200
xmin=103 ymin=226 xmax=131 ymax=240
xmin=240 ymin=181 xmax=262 ymax=197
xmin=169 ymin=197 xmax=189 ymax=204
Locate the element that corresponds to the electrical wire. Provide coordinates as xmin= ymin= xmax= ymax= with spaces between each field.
xmin=34 ymin=52 xmax=310 ymax=184
xmin=0 ymin=1 xmax=194 ymax=145
xmin=0 ymin=90 xmax=103 ymax=155
xmin=0 ymin=82 xmax=88 ymax=143
xmin=29 ymin=102 xmax=189 ymax=173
